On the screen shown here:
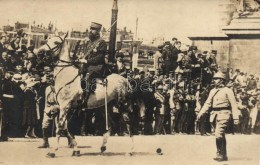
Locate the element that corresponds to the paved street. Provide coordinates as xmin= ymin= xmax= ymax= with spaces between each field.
xmin=0 ymin=134 xmax=259 ymax=165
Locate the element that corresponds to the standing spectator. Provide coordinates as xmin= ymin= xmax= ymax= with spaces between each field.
xmin=154 ymin=85 xmax=166 ymax=134
xmin=172 ymin=41 xmax=181 ymax=73
xmin=23 ymin=79 xmax=39 ymax=138
xmin=1 ymin=71 xmax=14 ymax=141
xmin=162 ymin=41 xmax=175 ymax=76
xmin=1 ymin=52 xmax=14 ymax=72
xmin=246 ymin=74 xmax=257 ymax=91
xmin=9 ymin=74 xmax=24 ymax=137
xmin=0 ymin=36 xmax=7 ymax=63
xmin=236 ymin=72 xmax=247 ymax=88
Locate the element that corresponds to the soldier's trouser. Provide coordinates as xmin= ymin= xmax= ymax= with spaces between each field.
xmin=249 ymin=106 xmax=258 ymax=129
xmin=154 ymin=114 xmax=164 ymax=134
xmin=42 ymin=112 xmax=53 ymax=129
xmin=215 ymin=110 xmax=231 ymax=157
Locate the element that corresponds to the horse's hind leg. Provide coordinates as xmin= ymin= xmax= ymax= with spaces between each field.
xmin=101 ymin=130 xmax=110 ymax=153
xmin=68 ymin=131 xmax=80 ymax=156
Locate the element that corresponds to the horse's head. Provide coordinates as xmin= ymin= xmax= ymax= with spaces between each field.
xmin=35 ymin=32 xmax=68 ymax=58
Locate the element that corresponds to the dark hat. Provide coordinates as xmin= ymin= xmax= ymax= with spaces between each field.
xmin=90 ymin=22 xmax=102 ymax=30
xmin=189 ymin=46 xmax=198 ymax=51
xmin=202 ymin=51 xmax=208 ymax=55
xmin=164 ymin=41 xmax=171 ymax=45
xmin=150 ymin=70 xmax=155 ymax=75
xmin=172 ymin=37 xmax=177 ymax=41
xmin=27 ymin=45 xmax=35 ymax=52
xmin=158 ymin=45 xmax=164 ymax=49
xmin=181 ymin=50 xmax=187 ymax=55
xmin=116 ymin=52 xmax=124 ymax=58
xmin=211 ymin=50 xmax=217 ymax=54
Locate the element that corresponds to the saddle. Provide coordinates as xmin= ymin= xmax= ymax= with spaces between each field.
xmin=79 ymin=73 xmax=108 ymax=108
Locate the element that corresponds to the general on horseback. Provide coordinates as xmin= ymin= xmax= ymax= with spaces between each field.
xmin=35 ymin=21 xmax=135 ymax=158
xmin=78 ymin=22 xmax=109 ymax=102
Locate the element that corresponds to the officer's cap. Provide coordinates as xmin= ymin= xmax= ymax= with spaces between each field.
xmin=90 ymin=22 xmax=102 ymax=31
xmin=213 ymin=72 xmax=225 ymax=79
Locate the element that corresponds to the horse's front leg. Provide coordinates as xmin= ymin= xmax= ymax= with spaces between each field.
xmin=66 ymin=110 xmax=80 ymax=156
xmin=46 ymin=118 xmax=61 ymax=158
xmin=122 ymin=111 xmax=134 ymax=156
xmin=46 ymin=108 xmax=68 ymax=158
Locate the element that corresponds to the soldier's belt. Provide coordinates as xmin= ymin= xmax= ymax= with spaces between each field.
xmin=212 ymin=106 xmax=231 ymax=111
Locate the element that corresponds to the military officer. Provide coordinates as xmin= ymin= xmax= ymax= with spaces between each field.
xmin=80 ymin=22 xmax=107 ymax=95
xmin=197 ymin=72 xmax=240 ymax=161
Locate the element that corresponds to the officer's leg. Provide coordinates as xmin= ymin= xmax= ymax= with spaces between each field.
xmin=214 ymin=118 xmax=229 ymax=161
xmin=38 ymin=113 xmax=52 ymax=148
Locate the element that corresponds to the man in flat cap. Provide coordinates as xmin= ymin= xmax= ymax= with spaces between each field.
xmin=80 ymin=22 xmax=107 ymax=101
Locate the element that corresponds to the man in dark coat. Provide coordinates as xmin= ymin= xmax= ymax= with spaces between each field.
xmin=80 ymin=22 xmax=107 ymax=93
xmin=171 ymin=41 xmax=181 ymax=72
xmin=0 ymin=36 xmax=7 ymax=64
xmin=162 ymin=41 xmax=180 ymax=76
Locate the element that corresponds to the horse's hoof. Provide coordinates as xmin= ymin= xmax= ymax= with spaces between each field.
xmin=46 ymin=152 xmax=55 ymax=158
xmin=100 ymin=146 xmax=106 ymax=153
xmin=72 ymin=150 xmax=81 ymax=157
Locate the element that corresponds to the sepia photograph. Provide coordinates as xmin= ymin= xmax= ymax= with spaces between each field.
xmin=0 ymin=0 xmax=259 ymax=164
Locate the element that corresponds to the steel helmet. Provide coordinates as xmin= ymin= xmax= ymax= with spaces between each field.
xmin=213 ymin=72 xmax=225 ymax=79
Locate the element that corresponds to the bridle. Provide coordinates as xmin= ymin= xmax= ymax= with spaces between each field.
xmin=46 ymin=36 xmax=64 ymax=56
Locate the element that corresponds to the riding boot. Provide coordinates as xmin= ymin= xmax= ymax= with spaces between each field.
xmin=38 ymin=129 xmax=49 ymax=148
xmin=220 ymin=137 xmax=228 ymax=161
xmin=213 ymin=138 xmax=222 ymax=161
xmin=214 ymin=138 xmax=228 ymax=161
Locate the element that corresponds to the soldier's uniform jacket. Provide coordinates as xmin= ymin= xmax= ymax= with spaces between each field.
xmin=83 ymin=37 xmax=107 ymax=76
xmin=154 ymin=91 xmax=166 ymax=115
xmin=200 ymin=85 xmax=239 ymax=120
xmin=44 ymin=85 xmax=59 ymax=115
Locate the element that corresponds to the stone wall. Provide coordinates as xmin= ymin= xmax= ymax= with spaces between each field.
xmin=229 ymin=38 xmax=260 ymax=74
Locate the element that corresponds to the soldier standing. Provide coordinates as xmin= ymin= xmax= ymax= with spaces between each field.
xmin=197 ymin=72 xmax=240 ymax=161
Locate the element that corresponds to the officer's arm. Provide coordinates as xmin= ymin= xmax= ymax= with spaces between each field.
xmin=226 ymin=88 xmax=238 ymax=112
xmin=199 ymin=89 xmax=215 ymax=114
xmin=87 ymin=41 xmax=107 ymax=65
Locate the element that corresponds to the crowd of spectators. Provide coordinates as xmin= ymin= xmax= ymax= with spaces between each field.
xmin=0 ymin=33 xmax=259 ymax=142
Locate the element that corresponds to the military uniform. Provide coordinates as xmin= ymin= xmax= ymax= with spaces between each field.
xmin=198 ymin=72 xmax=239 ymax=161
xmin=81 ymin=22 xmax=107 ymax=93
xmin=154 ymin=87 xmax=166 ymax=134
xmin=38 ymin=85 xmax=59 ymax=148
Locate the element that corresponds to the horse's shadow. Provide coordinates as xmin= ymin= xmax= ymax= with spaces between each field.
xmin=80 ymin=152 xmax=157 ymax=157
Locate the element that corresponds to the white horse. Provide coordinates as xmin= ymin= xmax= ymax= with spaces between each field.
xmin=36 ymin=33 xmax=134 ymax=157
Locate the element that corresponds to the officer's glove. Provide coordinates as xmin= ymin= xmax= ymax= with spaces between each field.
xmin=79 ymin=59 xmax=88 ymax=64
